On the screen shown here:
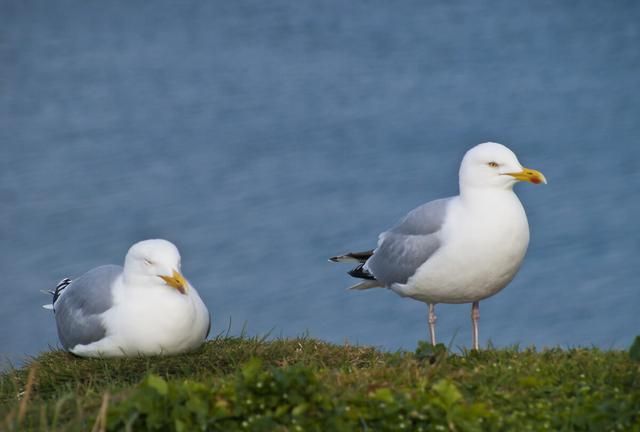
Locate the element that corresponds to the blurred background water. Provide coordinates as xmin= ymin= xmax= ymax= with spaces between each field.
xmin=1 ymin=0 xmax=639 ymax=367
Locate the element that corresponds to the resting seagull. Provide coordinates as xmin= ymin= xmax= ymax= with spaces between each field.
xmin=330 ymin=142 xmax=546 ymax=350
xmin=44 ymin=239 xmax=210 ymax=357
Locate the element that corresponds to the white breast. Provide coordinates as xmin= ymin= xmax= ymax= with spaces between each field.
xmin=74 ymin=279 xmax=209 ymax=357
xmin=399 ymin=190 xmax=530 ymax=304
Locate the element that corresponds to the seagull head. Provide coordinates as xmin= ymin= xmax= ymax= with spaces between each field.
xmin=458 ymin=142 xmax=547 ymax=191
xmin=124 ymin=239 xmax=189 ymax=294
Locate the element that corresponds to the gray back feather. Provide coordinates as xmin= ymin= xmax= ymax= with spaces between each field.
xmin=366 ymin=198 xmax=450 ymax=286
xmin=54 ymin=264 xmax=121 ymax=350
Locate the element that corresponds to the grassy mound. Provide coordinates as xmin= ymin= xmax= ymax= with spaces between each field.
xmin=1 ymin=337 xmax=639 ymax=431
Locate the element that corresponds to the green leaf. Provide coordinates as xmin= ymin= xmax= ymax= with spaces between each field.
xmin=292 ymin=402 xmax=309 ymax=416
xmin=432 ymin=379 xmax=462 ymax=407
xmin=415 ymin=341 xmax=447 ymax=361
xmin=629 ymin=335 xmax=640 ymax=361
xmin=145 ymin=374 xmax=168 ymax=396
xmin=175 ymin=419 xmax=186 ymax=432
xmin=518 ymin=376 xmax=543 ymax=388
xmin=372 ymin=388 xmax=395 ymax=403
xmin=241 ymin=357 xmax=264 ymax=380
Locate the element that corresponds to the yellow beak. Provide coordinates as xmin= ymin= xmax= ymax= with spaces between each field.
xmin=159 ymin=270 xmax=188 ymax=295
xmin=505 ymin=167 xmax=547 ymax=185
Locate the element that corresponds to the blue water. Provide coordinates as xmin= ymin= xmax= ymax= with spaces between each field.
xmin=1 ymin=1 xmax=639 ymax=366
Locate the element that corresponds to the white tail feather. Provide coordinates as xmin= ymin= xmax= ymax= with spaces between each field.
xmin=329 ymin=255 xmax=361 ymax=263
xmin=348 ymin=280 xmax=383 ymax=290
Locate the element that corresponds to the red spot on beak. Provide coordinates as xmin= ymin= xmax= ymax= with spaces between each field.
xmin=531 ymin=177 xmax=541 ymax=184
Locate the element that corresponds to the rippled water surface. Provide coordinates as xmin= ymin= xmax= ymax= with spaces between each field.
xmin=1 ymin=1 xmax=639 ymax=366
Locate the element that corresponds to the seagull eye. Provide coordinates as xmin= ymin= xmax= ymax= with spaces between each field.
xmin=144 ymin=259 xmax=153 ymax=266
xmin=487 ymin=161 xmax=499 ymax=168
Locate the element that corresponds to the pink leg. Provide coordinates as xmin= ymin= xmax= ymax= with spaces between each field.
xmin=471 ymin=301 xmax=480 ymax=350
xmin=428 ymin=303 xmax=437 ymax=346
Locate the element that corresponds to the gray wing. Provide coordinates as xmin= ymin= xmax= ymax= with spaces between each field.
xmin=365 ymin=198 xmax=451 ymax=286
xmin=54 ymin=264 xmax=122 ymax=350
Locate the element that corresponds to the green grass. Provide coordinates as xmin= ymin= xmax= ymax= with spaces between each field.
xmin=1 ymin=337 xmax=639 ymax=431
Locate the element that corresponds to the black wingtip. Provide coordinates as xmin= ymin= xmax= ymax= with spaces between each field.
xmin=329 ymin=250 xmax=374 ymax=264
xmin=348 ymin=264 xmax=376 ymax=281
xmin=347 ymin=250 xmax=374 ymax=262
xmin=51 ymin=277 xmax=73 ymax=305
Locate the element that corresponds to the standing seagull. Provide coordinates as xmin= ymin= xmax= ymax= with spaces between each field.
xmin=330 ymin=143 xmax=546 ymax=350
xmin=44 ymin=239 xmax=210 ymax=357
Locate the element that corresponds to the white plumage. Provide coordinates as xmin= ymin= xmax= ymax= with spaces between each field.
xmin=331 ymin=142 xmax=546 ymax=349
xmin=46 ymin=239 xmax=210 ymax=357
